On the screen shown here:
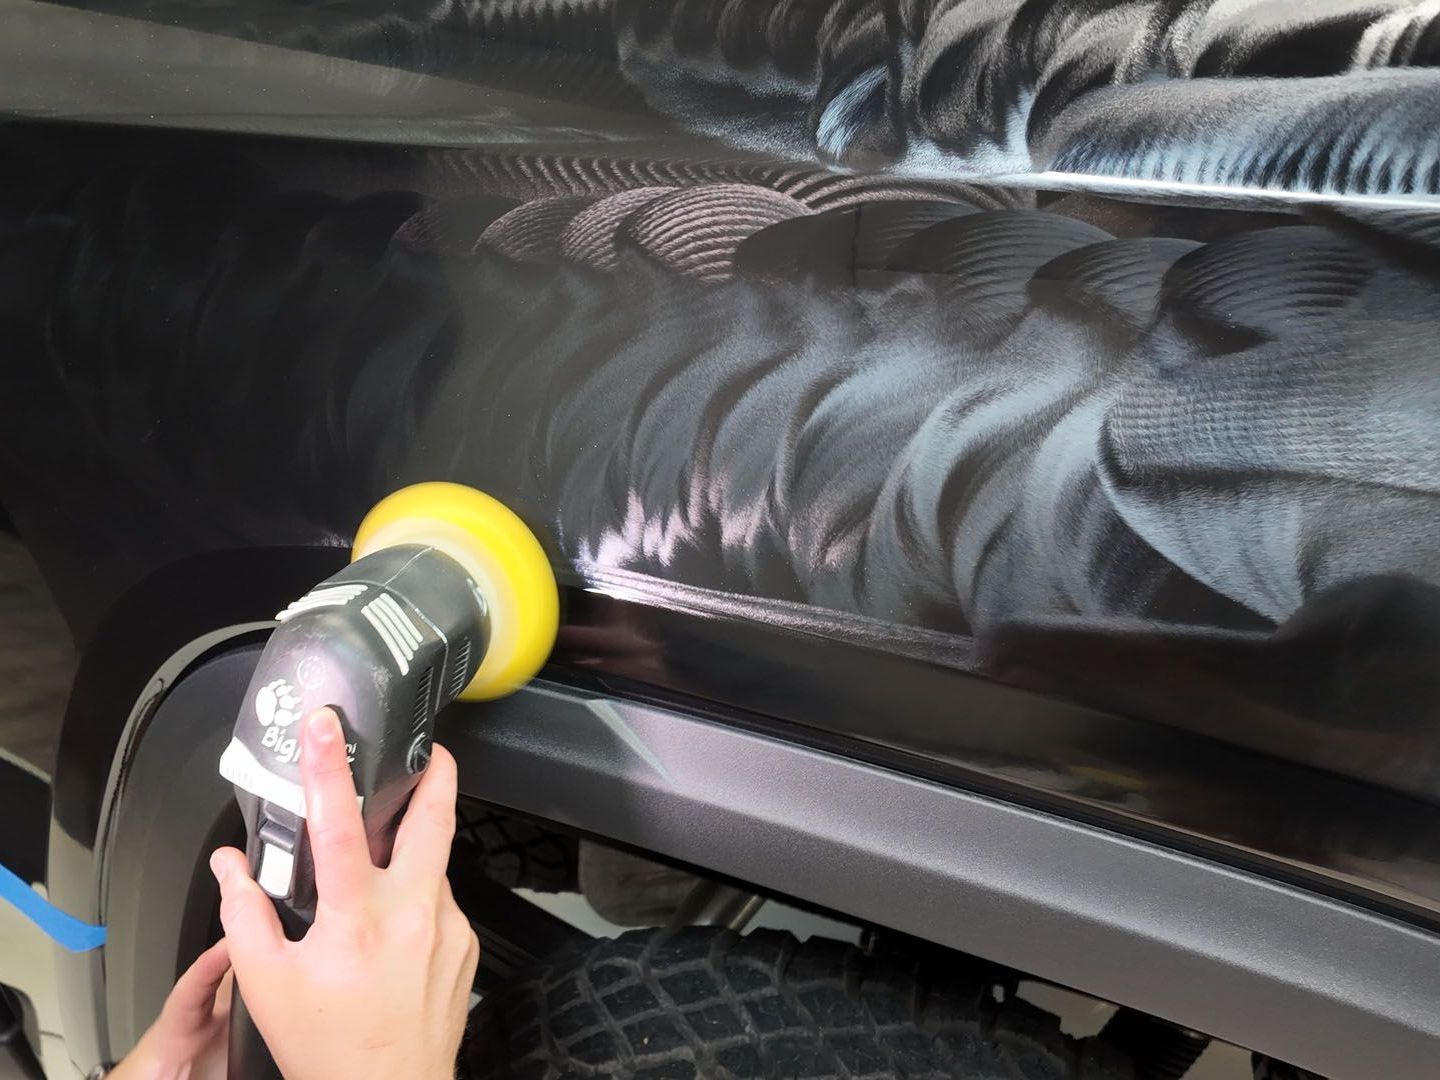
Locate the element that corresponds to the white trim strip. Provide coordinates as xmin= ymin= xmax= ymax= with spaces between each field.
xmin=218 ymin=738 xmax=306 ymax=817
xmin=362 ymin=601 xmax=411 ymax=675
xmin=276 ymin=583 xmax=369 ymax=622
xmin=216 ymin=738 xmax=365 ymax=818
xmin=369 ymin=600 xmax=415 ymax=652
xmin=374 ymin=594 xmax=423 ymax=648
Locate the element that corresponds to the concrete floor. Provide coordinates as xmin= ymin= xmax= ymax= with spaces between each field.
xmin=0 ymin=536 xmax=79 ymax=1078
xmin=0 ymin=893 xmax=80 ymax=1079
xmin=0 ymin=536 xmax=73 ymax=782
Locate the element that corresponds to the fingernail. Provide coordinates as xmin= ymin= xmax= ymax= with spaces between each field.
xmin=308 ymin=708 xmax=339 ymax=743
xmin=209 ymin=851 xmax=229 ymax=883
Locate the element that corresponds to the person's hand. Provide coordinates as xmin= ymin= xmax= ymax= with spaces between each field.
xmin=108 ymin=939 xmax=232 ymax=1080
xmin=209 ymin=708 xmax=479 ymax=1080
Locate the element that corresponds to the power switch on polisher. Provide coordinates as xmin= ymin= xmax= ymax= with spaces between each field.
xmin=220 ymin=483 xmax=559 ymax=1079
xmin=254 ymin=810 xmax=301 ymax=900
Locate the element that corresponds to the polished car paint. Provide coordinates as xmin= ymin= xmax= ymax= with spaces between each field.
xmin=1 ymin=1 xmax=1437 ymax=931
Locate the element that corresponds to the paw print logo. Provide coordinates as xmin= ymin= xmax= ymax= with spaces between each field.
xmin=256 ymin=678 xmax=303 ymax=728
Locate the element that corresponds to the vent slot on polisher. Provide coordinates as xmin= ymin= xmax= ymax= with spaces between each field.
xmin=449 ymin=638 xmax=472 ymax=700
xmin=412 ymin=665 xmax=435 ymax=736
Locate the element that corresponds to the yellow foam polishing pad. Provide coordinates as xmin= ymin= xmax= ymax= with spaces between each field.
xmin=353 ymin=483 xmax=558 ymax=700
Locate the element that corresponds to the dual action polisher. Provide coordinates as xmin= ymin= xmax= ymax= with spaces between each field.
xmin=218 ymin=483 xmax=559 ymax=1077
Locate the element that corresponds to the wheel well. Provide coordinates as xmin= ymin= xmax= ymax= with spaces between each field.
xmin=45 ymin=546 xmax=343 ymax=1069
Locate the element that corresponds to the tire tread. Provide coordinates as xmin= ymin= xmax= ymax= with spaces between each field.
xmin=469 ymin=928 xmax=1136 ymax=1079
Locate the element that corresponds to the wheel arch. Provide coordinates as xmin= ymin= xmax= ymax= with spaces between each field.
xmin=46 ymin=546 xmax=344 ymax=1070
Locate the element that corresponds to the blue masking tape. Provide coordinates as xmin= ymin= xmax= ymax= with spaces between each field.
xmin=0 ymin=861 xmax=105 ymax=952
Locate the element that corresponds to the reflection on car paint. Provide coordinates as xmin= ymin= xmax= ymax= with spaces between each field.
xmin=2 ymin=0 xmax=1439 ymax=920
xmin=60 ymin=0 xmax=1440 ymax=196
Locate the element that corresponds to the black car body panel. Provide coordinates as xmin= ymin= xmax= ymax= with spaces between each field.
xmin=1 ymin=1 xmax=1438 ymax=1071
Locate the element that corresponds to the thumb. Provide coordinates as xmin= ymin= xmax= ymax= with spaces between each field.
xmin=210 ymin=848 xmax=285 ymax=972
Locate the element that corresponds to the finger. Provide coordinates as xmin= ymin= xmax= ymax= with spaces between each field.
xmin=300 ymin=708 xmax=372 ymax=905
xmin=390 ymin=743 xmax=458 ymax=881
xmin=160 ymin=938 xmax=231 ymax=1026
xmin=210 ymin=849 xmax=284 ymax=969
xmin=215 ymin=969 xmax=235 ymax=1021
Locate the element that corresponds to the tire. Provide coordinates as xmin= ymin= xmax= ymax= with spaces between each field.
xmin=450 ymin=800 xmax=580 ymax=895
xmin=467 ymin=928 xmax=1136 ymax=1079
